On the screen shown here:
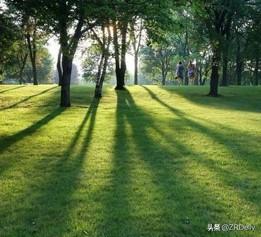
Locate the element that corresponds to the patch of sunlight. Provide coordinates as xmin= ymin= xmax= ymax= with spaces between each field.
xmin=182 ymin=159 xmax=260 ymax=222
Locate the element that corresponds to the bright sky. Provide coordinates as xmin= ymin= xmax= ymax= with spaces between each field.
xmin=46 ymin=37 xmax=83 ymax=76
xmin=46 ymin=37 xmax=135 ymax=77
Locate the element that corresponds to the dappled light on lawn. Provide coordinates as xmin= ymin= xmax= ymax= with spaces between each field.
xmin=0 ymin=85 xmax=260 ymax=237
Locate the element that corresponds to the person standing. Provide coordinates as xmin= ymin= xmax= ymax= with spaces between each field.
xmin=187 ymin=60 xmax=196 ymax=85
xmin=175 ymin=61 xmax=184 ymax=85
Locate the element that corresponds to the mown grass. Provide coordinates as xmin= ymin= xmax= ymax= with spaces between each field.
xmin=0 ymin=85 xmax=260 ymax=237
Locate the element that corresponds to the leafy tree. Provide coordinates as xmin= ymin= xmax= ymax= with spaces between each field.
xmin=90 ymin=22 xmax=112 ymax=97
xmin=7 ymin=0 xmax=106 ymax=106
xmin=111 ymin=0 xmax=178 ymax=89
xmin=5 ymin=39 xmax=28 ymax=84
xmin=0 ymin=10 xmax=20 ymax=81
xmin=129 ymin=17 xmax=145 ymax=85
xmin=141 ymin=42 xmax=176 ymax=85
xmin=192 ymin=0 xmax=241 ymax=96
xmin=33 ymin=47 xmax=53 ymax=84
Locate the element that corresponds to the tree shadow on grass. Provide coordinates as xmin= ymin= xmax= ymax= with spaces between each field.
xmin=161 ymin=86 xmax=261 ymax=113
xmin=97 ymin=93 xmax=134 ymax=237
xmin=0 ymin=108 xmax=65 ymax=154
xmin=0 ymin=85 xmax=25 ymax=94
xmin=98 ymin=90 xmax=220 ymax=237
xmin=99 ymin=89 xmax=260 ymax=237
xmin=6 ymin=99 xmax=100 ymax=236
xmin=0 ymin=86 xmax=58 ymax=110
xmin=142 ymin=86 xmax=261 ymax=210
xmin=142 ymin=86 xmax=260 ymax=171
xmin=0 ymin=108 xmax=64 ymax=181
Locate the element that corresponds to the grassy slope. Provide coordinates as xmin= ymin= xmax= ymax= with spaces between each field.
xmin=0 ymin=85 xmax=260 ymax=237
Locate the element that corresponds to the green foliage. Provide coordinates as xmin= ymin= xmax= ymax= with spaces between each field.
xmin=32 ymin=47 xmax=53 ymax=84
xmin=82 ymin=43 xmax=113 ymax=83
xmin=0 ymin=11 xmax=20 ymax=78
xmin=4 ymin=46 xmax=53 ymax=84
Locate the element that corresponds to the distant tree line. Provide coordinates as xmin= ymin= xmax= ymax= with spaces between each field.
xmin=0 ymin=0 xmax=260 ymax=106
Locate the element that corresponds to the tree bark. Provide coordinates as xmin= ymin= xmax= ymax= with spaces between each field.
xmin=60 ymin=55 xmax=72 ymax=107
xmin=221 ymin=46 xmax=228 ymax=86
xmin=134 ymin=54 xmax=138 ymax=85
xmin=57 ymin=47 xmax=62 ymax=86
xmin=18 ymin=53 xmax=28 ymax=84
xmin=208 ymin=48 xmax=220 ymax=97
xmin=236 ymin=38 xmax=242 ymax=85
xmin=161 ymin=62 xmax=167 ymax=86
xmin=114 ymin=20 xmax=127 ymax=90
xmin=92 ymin=24 xmax=111 ymax=98
xmin=254 ymin=56 xmax=259 ymax=86
xmin=26 ymin=32 xmax=38 ymax=85
xmin=113 ymin=21 xmax=121 ymax=89
xmin=198 ymin=60 xmax=203 ymax=85
xmin=95 ymin=53 xmax=109 ymax=98
xmin=58 ymin=9 xmax=85 ymax=107
xmin=131 ymin=18 xmax=143 ymax=85
xmin=119 ymin=21 xmax=127 ymax=88
xmin=162 ymin=70 xmax=166 ymax=85
xmin=94 ymin=53 xmax=105 ymax=98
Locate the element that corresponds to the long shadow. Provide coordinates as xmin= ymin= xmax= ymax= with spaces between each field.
xmin=161 ymin=86 xmax=261 ymax=113
xmin=0 ymin=86 xmax=58 ymax=110
xmin=97 ymin=92 xmax=134 ymax=236
xmin=0 ymin=85 xmax=25 ymax=94
xmin=0 ymin=108 xmax=65 ymax=154
xmin=123 ymin=90 xmax=215 ymax=236
xmin=0 ymin=108 xmax=65 ymax=176
xmin=8 ymin=99 xmax=100 ymax=236
xmin=142 ymin=86 xmax=261 ymax=207
xmin=100 ymin=89 xmax=260 ymax=236
xmin=142 ymin=86 xmax=260 ymax=171
xmin=98 ymin=90 xmax=225 ymax=236
xmin=64 ymin=98 xmax=100 ymax=158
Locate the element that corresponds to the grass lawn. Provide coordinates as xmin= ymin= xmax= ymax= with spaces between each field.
xmin=0 ymin=85 xmax=260 ymax=237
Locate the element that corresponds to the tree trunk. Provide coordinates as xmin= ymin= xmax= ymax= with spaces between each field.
xmin=198 ymin=60 xmax=203 ymax=85
xmin=60 ymin=55 xmax=72 ymax=107
xmin=18 ymin=53 xmax=28 ymax=84
xmin=194 ymin=60 xmax=199 ymax=85
xmin=134 ymin=54 xmax=138 ymax=85
xmin=254 ymin=56 xmax=259 ymax=86
xmin=114 ymin=21 xmax=127 ymax=90
xmin=119 ymin=21 xmax=127 ymax=88
xmin=131 ymin=19 xmax=143 ymax=85
xmin=95 ymin=53 xmax=109 ymax=98
xmin=221 ymin=47 xmax=228 ymax=86
xmin=26 ymin=34 xmax=35 ymax=85
xmin=162 ymin=69 xmax=167 ymax=85
xmin=113 ymin=22 xmax=121 ymax=89
xmin=94 ymin=53 xmax=105 ymax=98
xmin=208 ymin=48 xmax=220 ymax=97
xmin=236 ymin=57 xmax=243 ymax=86
xmin=93 ymin=23 xmax=111 ymax=98
xmin=32 ymin=54 xmax=38 ymax=85
xmin=57 ymin=48 xmax=62 ymax=86
xmin=26 ymin=25 xmax=38 ymax=85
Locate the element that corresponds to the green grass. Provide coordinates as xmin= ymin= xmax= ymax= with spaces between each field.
xmin=0 ymin=85 xmax=260 ymax=237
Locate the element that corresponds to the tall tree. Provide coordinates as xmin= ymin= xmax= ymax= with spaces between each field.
xmin=0 ymin=9 xmax=19 ymax=80
xmin=193 ymin=0 xmax=240 ymax=96
xmin=90 ymin=22 xmax=112 ymax=97
xmin=23 ymin=17 xmax=40 ymax=85
xmin=7 ymin=0 xmax=103 ymax=106
xmin=112 ymin=0 xmax=176 ymax=89
xmin=130 ymin=17 xmax=144 ymax=85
